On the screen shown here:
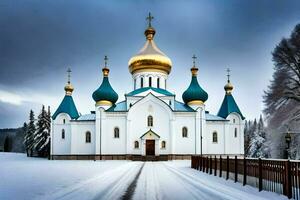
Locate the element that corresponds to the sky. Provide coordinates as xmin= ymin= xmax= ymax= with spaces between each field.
xmin=0 ymin=0 xmax=300 ymax=128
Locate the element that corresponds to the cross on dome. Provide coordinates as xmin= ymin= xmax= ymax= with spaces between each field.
xmin=146 ymin=12 xmax=154 ymax=27
xmin=104 ymin=55 xmax=108 ymax=68
xmin=192 ymin=54 xmax=197 ymax=67
xmin=67 ymin=68 xmax=72 ymax=84
xmin=226 ymin=68 xmax=231 ymax=82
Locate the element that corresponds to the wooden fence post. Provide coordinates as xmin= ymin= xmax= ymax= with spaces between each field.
xmin=258 ymin=158 xmax=262 ymax=191
xmin=243 ymin=157 xmax=247 ymax=186
xmin=283 ymin=160 xmax=292 ymax=199
xmin=199 ymin=156 xmax=202 ymax=171
xmin=220 ymin=156 xmax=222 ymax=177
xmin=214 ymin=155 xmax=217 ymax=176
xmin=226 ymin=156 xmax=229 ymax=180
xmin=206 ymin=156 xmax=209 ymax=173
xmin=234 ymin=156 xmax=238 ymax=182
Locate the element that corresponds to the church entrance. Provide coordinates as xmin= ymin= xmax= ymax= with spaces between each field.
xmin=146 ymin=140 xmax=155 ymax=155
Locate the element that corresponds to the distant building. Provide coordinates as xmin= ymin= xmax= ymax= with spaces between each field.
xmin=0 ymin=128 xmax=24 ymax=153
xmin=51 ymin=14 xmax=245 ymax=160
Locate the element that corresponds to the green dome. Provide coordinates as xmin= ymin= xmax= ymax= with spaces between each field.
xmin=182 ymin=76 xmax=208 ymax=104
xmin=92 ymin=76 xmax=118 ymax=104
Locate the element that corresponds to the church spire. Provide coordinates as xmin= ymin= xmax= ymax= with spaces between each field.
xmin=191 ymin=54 xmax=199 ymax=76
xmin=144 ymin=12 xmax=156 ymax=40
xmin=64 ymin=67 xmax=74 ymax=96
xmin=224 ymin=68 xmax=234 ymax=94
xmin=102 ymin=55 xmax=110 ymax=77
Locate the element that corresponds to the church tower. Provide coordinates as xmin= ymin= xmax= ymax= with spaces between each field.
xmin=128 ymin=13 xmax=172 ymax=90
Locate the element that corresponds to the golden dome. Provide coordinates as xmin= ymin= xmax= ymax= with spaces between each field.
xmin=224 ymin=81 xmax=234 ymax=94
xmin=128 ymin=25 xmax=172 ymax=75
xmin=64 ymin=83 xmax=74 ymax=96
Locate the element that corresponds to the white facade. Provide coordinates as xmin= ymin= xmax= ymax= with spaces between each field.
xmin=51 ymin=22 xmax=245 ymax=160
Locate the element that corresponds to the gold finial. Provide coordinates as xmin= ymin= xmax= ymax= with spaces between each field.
xmin=102 ymin=55 xmax=110 ymax=77
xmin=224 ymin=68 xmax=233 ymax=94
xmin=64 ymin=67 xmax=74 ymax=95
xmin=146 ymin=12 xmax=154 ymax=27
xmin=144 ymin=12 xmax=156 ymax=40
xmin=191 ymin=54 xmax=199 ymax=76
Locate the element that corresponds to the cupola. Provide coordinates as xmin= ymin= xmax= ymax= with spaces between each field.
xmin=182 ymin=55 xmax=208 ymax=106
xmin=92 ymin=56 xmax=118 ymax=107
xmin=128 ymin=13 xmax=172 ymax=75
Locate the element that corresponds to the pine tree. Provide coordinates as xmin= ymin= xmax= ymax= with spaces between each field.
xmin=25 ymin=110 xmax=36 ymax=157
xmin=34 ymin=105 xmax=51 ymax=157
xmin=22 ymin=122 xmax=28 ymax=156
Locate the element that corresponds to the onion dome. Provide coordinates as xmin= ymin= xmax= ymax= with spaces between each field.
xmin=182 ymin=55 xmax=208 ymax=105
xmin=128 ymin=13 xmax=172 ymax=75
xmin=52 ymin=68 xmax=79 ymax=120
xmin=92 ymin=56 xmax=118 ymax=106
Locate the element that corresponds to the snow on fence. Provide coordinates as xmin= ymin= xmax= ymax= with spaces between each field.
xmin=191 ymin=155 xmax=300 ymax=199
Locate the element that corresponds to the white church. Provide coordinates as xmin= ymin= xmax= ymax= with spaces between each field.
xmin=50 ymin=15 xmax=245 ymax=160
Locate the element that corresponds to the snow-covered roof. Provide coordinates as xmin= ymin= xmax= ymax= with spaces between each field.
xmin=205 ymin=113 xmax=228 ymax=121
xmin=106 ymin=101 xmax=127 ymax=112
xmin=76 ymin=114 xmax=95 ymax=121
xmin=174 ymin=101 xmax=195 ymax=112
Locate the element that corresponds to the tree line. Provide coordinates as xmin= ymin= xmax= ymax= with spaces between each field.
xmin=23 ymin=105 xmax=51 ymax=158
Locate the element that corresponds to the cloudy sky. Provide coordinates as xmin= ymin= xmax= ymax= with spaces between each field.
xmin=0 ymin=0 xmax=299 ymax=128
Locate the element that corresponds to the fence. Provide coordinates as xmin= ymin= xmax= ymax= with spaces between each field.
xmin=191 ymin=155 xmax=300 ymax=199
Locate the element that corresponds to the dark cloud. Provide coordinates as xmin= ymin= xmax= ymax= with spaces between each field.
xmin=0 ymin=0 xmax=300 ymax=128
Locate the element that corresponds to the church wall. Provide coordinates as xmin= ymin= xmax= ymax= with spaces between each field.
xmin=225 ymin=113 xmax=244 ymax=155
xmin=206 ymin=121 xmax=226 ymax=154
xmin=52 ymin=113 xmax=71 ymax=155
xmin=173 ymin=114 xmax=196 ymax=154
xmin=101 ymin=115 xmax=126 ymax=155
xmin=127 ymin=97 xmax=171 ymax=155
xmin=70 ymin=122 xmax=95 ymax=155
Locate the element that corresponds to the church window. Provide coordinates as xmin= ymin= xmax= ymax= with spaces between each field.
xmin=141 ymin=77 xmax=144 ymax=88
xmin=134 ymin=141 xmax=139 ymax=149
xmin=62 ymin=129 xmax=65 ymax=139
xmin=114 ymin=127 xmax=120 ymax=138
xmin=157 ymin=78 xmax=160 ymax=88
xmin=129 ymin=103 xmax=132 ymax=107
xmin=147 ymin=115 xmax=153 ymax=127
xmin=134 ymin=79 xmax=136 ymax=90
xmin=165 ymin=79 xmax=167 ymax=89
xmin=182 ymin=127 xmax=188 ymax=138
xmin=234 ymin=128 xmax=237 ymax=137
xmin=233 ymin=119 xmax=235 ymax=123
xmin=149 ymin=77 xmax=152 ymax=87
xmin=212 ymin=132 xmax=218 ymax=143
xmin=161 ymin=141 xmax=166 ymax=149
xmin=86 ymin=131 xmax=91 ymax=143
xmin=169 ymin=100 xmax=172 ymax=105
xmin=63 ymin=119 xmax=65 ymax=124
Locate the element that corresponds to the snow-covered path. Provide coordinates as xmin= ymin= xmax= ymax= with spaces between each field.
xmin=133 ymin=161 xmax=287 ymax=200
xmin=0 ymin=153 xmax=287 ymax=200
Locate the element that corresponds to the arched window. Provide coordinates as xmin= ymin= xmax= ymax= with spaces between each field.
xmin=134 ymin=141 xmax=139 ymax=149
xmin=212 ymin=131 xmax=218 ymax=143
xmin=114 ymin=127 xmax=119 ymax=138
xmin=182 ymin=127 xmax=188 ymax=138
xmin=165 ymin=79 xmax=167 ymax=89
xmin=61 ymin=129 xmax=65 ymax=139
xmin=86 ymin=131 xmax=91 ymax=143
xmin=63 ymin=119 xmax=65 ymax=124
xmin=141 ymin=77 xmax=144 ymax=88
xmin=147 ymin=115 xmax=153 ymax=127
xmin=234 ymin=128 xmax=237 ymax=137
xmin=134 ymin=79 xmax=136 ymax=90
xmin=233 ymin=118 xmax=236 ymax=123
xmin=149 ymin=77 xmax=152 ymax=87
xmin=161 ymin=141 xmax=166 ymax=149
xmin=157 ymin=78 xmax=160 ymax=88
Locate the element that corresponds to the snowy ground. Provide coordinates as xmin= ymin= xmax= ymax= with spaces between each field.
xmin=0 ymin=153 xmax=288 ymax=200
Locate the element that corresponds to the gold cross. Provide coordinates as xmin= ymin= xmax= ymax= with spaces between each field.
xmin=192 ymin=54 xmax=197 ymax=67
xmin=226 ymin=68 xmax=231 ymax=82
xmin=104 ymin=55 xmax=108 ymax=67
xmin=67 ymin=68 xmax=71 ymax=83
xmin=146 ymin=12 xmax=154 ymax=27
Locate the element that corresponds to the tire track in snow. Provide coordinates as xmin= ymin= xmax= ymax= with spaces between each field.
xmin=121 ymin=162 xmax=145 ymax=200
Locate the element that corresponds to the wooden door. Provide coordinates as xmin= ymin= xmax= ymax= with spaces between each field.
xmin=146 ymin=140 xmax=155 ymax=155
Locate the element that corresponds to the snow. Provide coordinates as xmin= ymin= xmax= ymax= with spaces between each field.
xmin=0 ymin=153 xmax=288 ymax=200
